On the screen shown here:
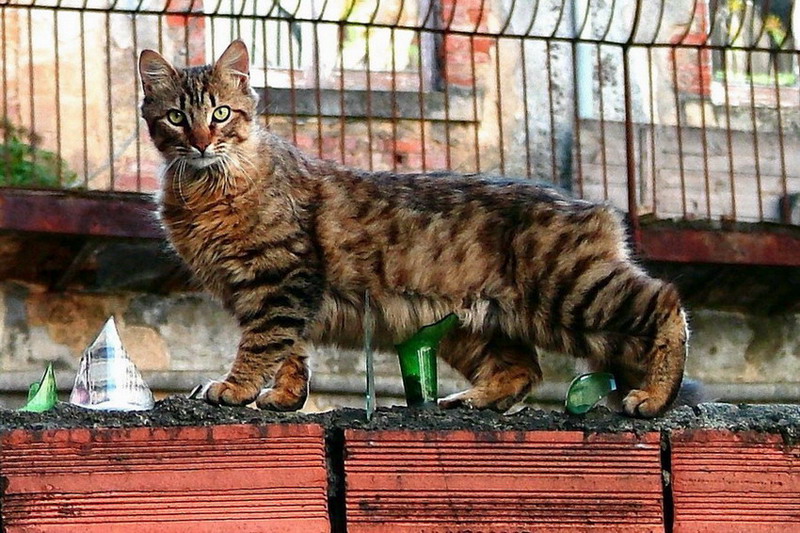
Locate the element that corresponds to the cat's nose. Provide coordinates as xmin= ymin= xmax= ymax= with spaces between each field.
xmin=192 ymin=140 xmax=211 ymax=154
xmin=190 ymin=130 xmax=212 ymax=154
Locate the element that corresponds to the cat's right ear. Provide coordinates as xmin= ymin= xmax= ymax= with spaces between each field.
xmin=138 ymin=49 xmax=178 ymax=96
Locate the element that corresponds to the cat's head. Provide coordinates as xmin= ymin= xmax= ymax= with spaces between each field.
xmin=138 ymin=40 xmax=258 ymax=171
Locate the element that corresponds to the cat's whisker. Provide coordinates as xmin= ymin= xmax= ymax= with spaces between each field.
xmin=228 ymin=155 xmax=257 ymax=193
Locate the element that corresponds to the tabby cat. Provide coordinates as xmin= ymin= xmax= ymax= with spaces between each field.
xmin=139 ymin=40 xmax=688 ymax=417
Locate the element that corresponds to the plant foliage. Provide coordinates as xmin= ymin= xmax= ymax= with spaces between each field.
xmin=0 ymin=117 xmax=78 ymax=188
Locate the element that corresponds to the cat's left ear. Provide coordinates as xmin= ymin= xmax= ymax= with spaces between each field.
xmin=214 ymin=40 xmax=250 ymax=91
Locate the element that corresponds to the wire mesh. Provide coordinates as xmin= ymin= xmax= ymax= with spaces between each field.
xmin=0 ymin=0 xmax=798 ymax=226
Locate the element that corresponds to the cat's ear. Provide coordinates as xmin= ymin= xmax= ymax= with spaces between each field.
xmin=139 ymin=49 xmax=178 ymax=96
xmin=213 ymin=40 xmax=250 ymax=90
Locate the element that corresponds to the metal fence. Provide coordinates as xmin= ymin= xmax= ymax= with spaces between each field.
xmin=1 ymin=0 xmax=799 ymax=227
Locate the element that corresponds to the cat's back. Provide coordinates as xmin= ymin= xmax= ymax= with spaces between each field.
xmin=316 ymin=167 xmax=625 ymax=248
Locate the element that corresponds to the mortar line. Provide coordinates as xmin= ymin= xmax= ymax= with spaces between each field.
xmin=325 ymin=427 xmax=347 ymax=533
xmin=660 ymin=430 xmax=674 ymax=533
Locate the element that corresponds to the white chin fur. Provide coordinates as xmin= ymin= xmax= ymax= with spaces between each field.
xmin=186 ymin=156 xmax=220 ymax=169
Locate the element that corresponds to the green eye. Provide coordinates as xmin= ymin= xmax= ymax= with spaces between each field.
xmin=166 ymin=109 xmax=185 ymax=126
xmin=212 ymin=106 xmax=231 ymax=123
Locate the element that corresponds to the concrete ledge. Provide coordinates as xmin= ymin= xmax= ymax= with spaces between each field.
xmin=1 ymin=371 xmax=798 ymax=405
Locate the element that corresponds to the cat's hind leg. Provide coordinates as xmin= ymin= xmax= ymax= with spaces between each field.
xmin=437 ymin=331 xmax=542 ymax=412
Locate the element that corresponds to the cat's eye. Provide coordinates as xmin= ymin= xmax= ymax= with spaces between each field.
xmin=166 ymin=109 xmax=186 ymax=126
xmin=212 ymin=106 xmax=231 ymax=123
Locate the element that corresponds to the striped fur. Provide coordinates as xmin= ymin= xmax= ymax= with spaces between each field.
xmin=139 ymin=41 xmax=688 ymax=417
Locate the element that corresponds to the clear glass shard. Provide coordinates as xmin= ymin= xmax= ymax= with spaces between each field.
xmin=69 ymin=316 xmax=155 ymax=411
xmin=364 ymin=291 xmax=376 ymax=421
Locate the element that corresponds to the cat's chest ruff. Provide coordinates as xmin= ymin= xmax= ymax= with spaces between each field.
xmin=165 ymin=196 xmax=256 ymax=259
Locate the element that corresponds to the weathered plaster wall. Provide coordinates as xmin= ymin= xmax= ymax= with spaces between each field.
xmin=0 ymin=280 xmax=796 ymax=410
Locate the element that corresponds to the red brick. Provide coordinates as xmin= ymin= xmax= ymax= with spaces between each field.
xmin=671 ymin=430 xmax=800 ymax=533
xmin=344 ymin=430 xmax=664 ymax=532
xmin=294 ymin=133 xmax=316 ymax=151
xmin=0 ymin=424 xmax=329 ymax=532
xmin=393 ymin=138 xmax=424 ymax=154
xmin=444 ymin=35 xmax=471 ymax=53
xmin=472 ymin=36 xmax=495 ymax=54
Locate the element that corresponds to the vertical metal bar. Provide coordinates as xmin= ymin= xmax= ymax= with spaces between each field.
xmin=623 ymin=45 xmax=640 ymax=248
xmin=364 ymin=24 xmax=374 ymax=171
xmin=545 ymin=40 xmax=557 ymax=183
xmin=647 ymin=47 xmax=657 ymax=217
xmin=338 ymin=21 xmax=347 ymax=165
xmin=746 ymin=48 xmax=764 ymax=221
xmin=182 ymin=0 xmax=190 ymax=65
xmin=494 ymin=36 xmax=505 ymax=175
xmin=695 ymin=47 xmax=711 ymax=220
xmin=105 ymin=11 xmax=115 ymax=190
xmin=260 ymin=15 xmax=270 ymax=125
xmin=595 ymin=43 xmax=608 ymax=201
xmin=313 ymin=22 xmax=323 ymax=160
xmin=441 ymin=36 xmax=452 ymax=171
xmin=773 ymin=50 xmax=789 ymax=224
xmin=27 ymin=10 xmax=36 ymax=173
xmin=390 ymin=26 xmax=398 ymax=172
xmin=80 ymin=9 xmax=89 ymax=187
xmin=1 ymin=6 xmax=9 ymax=183
xmin=718 ymin=45 xmax=737 ymax=221
xmin=669 ymin=45 xmax=688 ymax=218
xmin=157 ymin=9 xmax=163 ymax=52
xmin=470 ymin=34 xmax=481 ymax=174
xmin=53 ymin=11 xmax=63 ymax=184
xmin=132 ymin=12 xmax=141 ymax=191
xmin=287 ymin=16 xmax=298 ymax=146
xmin=416 ymin=27 xmax=427 ymax=173
xmin=570 ymin=29 xmax=585 ymax=198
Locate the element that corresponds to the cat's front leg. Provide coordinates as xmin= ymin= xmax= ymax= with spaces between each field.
xmin=206 ymin=282 xmax=320 ymax=410
xmin=255 ymin=352 xmax=309 ymax=411
xmin=205 ymin=332 xmax=310 ymax=410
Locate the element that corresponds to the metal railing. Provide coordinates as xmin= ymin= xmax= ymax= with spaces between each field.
xmin=1 ymin=0 xmax=798 ymax=227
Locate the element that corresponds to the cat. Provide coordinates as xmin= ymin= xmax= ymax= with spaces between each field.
xmin=138 ymin=40 xmax=689 ymax=417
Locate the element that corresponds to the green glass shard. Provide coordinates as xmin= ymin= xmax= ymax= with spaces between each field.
xmin=27 ymin=381 xmax=40 ymax=403
xmin=395 ymin=314 xmax=458 ymax=407
xmin=20 ymin=363 xmax=58 ymax=413
xmin=565 ymin=372 xmax=617 ymax=415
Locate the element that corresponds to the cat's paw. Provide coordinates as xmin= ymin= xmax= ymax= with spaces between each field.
xmin=204 ymin=380 xmax=260 ymax=406
xmin=622 ymin=389 xmax=663 ymax=418
xmin=256 ymin=388 xmax=307 ymax=411
xmin=439 ymin=388 xmax=519 ymax=412
xmin=438 ymin=389 xmax=490 ymax=410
